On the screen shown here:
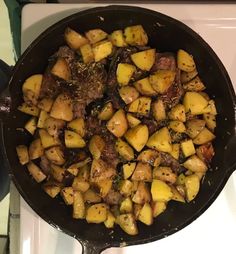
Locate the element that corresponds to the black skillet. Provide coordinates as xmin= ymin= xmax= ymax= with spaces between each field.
xmin=0 ymin=5 xmax=236 ymax=254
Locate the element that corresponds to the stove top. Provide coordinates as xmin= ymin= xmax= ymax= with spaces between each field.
xmin=20 ymin=3 xmax=236 ymax=254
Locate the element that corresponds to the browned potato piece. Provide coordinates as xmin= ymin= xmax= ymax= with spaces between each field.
xmin=67 ymin=118 xmax=85 ymax=137
xmin=65 ymin=130 xmax=86 ymax=148
xmin=61 ymin=187 xmax=74 ymax=205
xmin=83 ymin=189 xmax=102 ymax=203
xmin=168 ymin=104 xmax=186 ymax=122
xmin=169 ymin=143 xmax=180 ymax=160
xmin=124 ymin=25 xmax=148 ymax=46
xmin=183 ymin=76 xmax=206 ymax=91
xmin=44 ymin=117 xmax=65 ymax=138
xmin=180 ymin=69 xmax=198 ymax=83
xmin=43 ymin=183 xmax=61 ymax=198
xmin=73 ymin=191 xmax=85 ymax=219
xmin=107 ymin=109 xmax=128 ymax=138
xmin=152 ymin=201 xmax=167 ymax=217
xmin=16 ymin=145 xmax=29 ymax=165
xmin=196 ymin=143 xmax=215 ymax=165
xmin=109 ymin=30 xmax=127 ymax=47
xmin=177 ymin=49 xmax=196 ymax=72
xmin=119 ymin=86 xmax=139 ymax=104
xmin=138 ymin=203 xmax=153 ymax=225
xmin=131 ymin=162 xmax=152 ymax=182
xmin=27 ymin=161 xmax=46 ymax=183
xmin=50 ymin=94 xmax=73 ymax=121
xmin=193 ymin=127 xmax=215 ymax=145
xmin=123 ymin=162 xmax=136 ymax=180
xmin=96 ymin=180 xmax=113 ymax=198
xmin=131 ymin=49 xmax=156 ymax=71
xmin=50 ymin=164 xmax=65 ymax=182
xmin=183 ymin=155 xmax=207 ymax=172
xmin=186 ymin=119 xmax=206 ymax=139
xmin=18 ymin=103 xmax=39 ymax=117
xmin=151 ymin=179 xmax=173 ymax=202
xmin=38 ymin=98 xmax=54 ymax=112
xmin=152 ymin=99 xmax=166 ymax=121
xmin=153 ymin=166 xmax=177 ymax=184
xmin=170 ymin=186 xmax=185 ymax=203
xmin=25 ymin=117 xmax=37 ymax=135
xmin=181 ymin=139 xmax=196 ymax=157
xmin=80 ymin=43 xmax=94 ymax=64
xmin=104 ymin=211 xmax=116 ymax=229
xmin=132 ymin=182 xmax=151 ymax=205
xmin=185 ymin=174 xmax=200 ymax=202
xmin=89 ymin=135 xmax=105 ymax=159
xmin=120 ymin=197 xmax=133 ymax=213
xmin=98 ymin=102 xmax=114 ymax=121
xmin=64 ymin=27 xmax=88 ymax=50
xmin=116 ymin=214 xmax=138 ymax=235
xmin=51 ymin=57 xmax=71 ymax=81
xmin=169 ymin=121 xmax=186 ymax=133
xmin=85 ymin=29 xmax=107 ymax=44
xmin=37 ymin=110 xmax=49 ymax=128
xmin=128 ymin=97 xmax=151 ymax=116
xmin=119 ymin=180 xmax=133 ymax=197
xmin=134 ymin=77 xmax=157 ymax=96
xmin=115 ymin=139 xmax=134 ymax=161
xmin=29 ymin=138 xmax=44 ymax=160
xmin=92 ymin=40 xmax=113 ymax=62
xmin=134 ymin=204 xmax=142 ymax=219
xmin=149 ymin=70 xmax=176 ymax=94
xmin=147 ymin=127 xmax=172 ymax=153
xmin=137 ymin=149 xmax=161 ymax=167
xmin=125 ymin=124 xmax=149 ymax=152
xmin=39 ymin=129 xmax=60 ymax=149
xmin=72 ymin=177 xmax=90 ymax=193
xmin=203 ymin=113 xmax=216 ymax=131
xmin=45 ymin=146 xmax=65 ymax=165
xmin=116 ymin=63 xmax=136 ymax=86
xmin=126 ymin=113 xmax=141 ymax=128
xmin=86 ymin=203 xmax=107 ymax=223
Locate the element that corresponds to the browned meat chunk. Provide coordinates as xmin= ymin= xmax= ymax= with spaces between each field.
xmin=104 ymin=189 xmax=122 ymax=205
xmin=196 ymin=143 xmax=215 ymax=165
xmin=151 ymin=52 xmax=176 ymax=72
xmin=160 ymin=152 xmax=180 ymax=173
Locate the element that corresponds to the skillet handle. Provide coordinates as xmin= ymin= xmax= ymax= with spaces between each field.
xmin=78 ymin=239 xmax=110 ymax=254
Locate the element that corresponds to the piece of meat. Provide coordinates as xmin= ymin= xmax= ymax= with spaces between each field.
xmin=169 ymin=129 xmax=188 ymax=143
xmin=104 ymin=189 xmax=122 ymax=205
xmin=142 ymin=118 xmax=168 ymax=135
xmin=151 ymin=52 xmax=176 ymax=72
xmin=160 ymin=152 xmax=181 ymax=173
xmin=196 ymin=143 xmax=215 ymax=165
xmin=56 ymin=46 xmax=76 ymax=66
xmin=73 ymin=102 xmax=86 ymax=119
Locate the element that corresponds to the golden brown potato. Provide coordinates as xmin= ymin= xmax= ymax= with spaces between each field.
xmin=147 ymin=127 xmax=172 ymax=153
xmin=134 ymin=77 xmax=157 ymax=96
xmin=38 ymin=98 xmax=54 ymax=112
xmin=73 ymin=190 xmax=85 ymax=219
xmin=149 ymin=70 xmax=176 ymax=94
xmin=115 ymin=138 xmax=134 ymax=161
xmin=123 ymin=162 xmax=136 ymax=180
xmin=183 ymin=76 xmax=206 ymax=91
xmin=124 ymin=25 xmax=148 ymax=46
xmin=43 ymin=183 xmax=61 ymax=198
xmin=98 ymin=102 xmax=114 ymax=121
xmin=16 ymin=145 xmax=29 ymax=165
xmin=186 ymin=119 xmax=206 ymax=139
xmin=168 ymin=104 xmax=186 ymax=122
xmin=180 ymin=69 xmax=198 ymax=83
xmin=50 ymin=94 xmax=73 ymax=121
xmin=131 ymin=162 xmax=152 ymax=182
xmin=61 ymin=187 xmax=74 ymax=205
xmin=133 ymin=204 xmax=142 ymax=219
xmin=169 ymin=121 xmax=186 ymax=133
xmin=131 ymin=49 xmax=156 ymax=71
xmin=203 ymin=113 xmax=216 ymax=131
xmin=96 ymin=179 xmax=113 ymax=198
xmin=193 ymin=127 xmax=215 ymax=145
xmin=170 ymin=186 xmax=185 ymax=203
xmin=72 ymin=177 xmax=90 ymax=193
xmin=177 ymin=49 xmax=196 ymax=72
xmin=45 ymin=146 xmax=65 ymax=165
xmin=109 ymin=30 xmax=127 ymax=47
xmin=83 ymin=189 xmax=102 ymax=203
xmin=89 ymin=135 xmax=105 ymax=159
xmin=151 ymin=179 xmax=173 ymax=202
xmin=137 ymin=149 xmax=161 ymax=167
xmin=185 ymin=174 xmax=200 ymax=202
xmin=125 ymin=124 xmax=149 ymax=152
xmin=169 ymin=143 xmax=180 ymax=160
xmin=132 ymin=182 xmax=151 ymax=205
xmin=104 ymin=211 xmax=116 ymax=229
xmin=50 ymin=164 xmax=65 ymax=183
xmin=106 ymin=109 xmax=128 ymax=138
xmin=64 ymin=27 xmax=88 ymax=50
xmin=92 ymin=40 xmax=113 ymax=62
xmin=152 ymin=99 xmax=166 ymax=121
xmin=85 ymin=29 xmax=107 ymax=44
xmin=138 ymin=203 xmax=153 ymax=225
xmin=119 ymin=180 xmax=133 ymax=197
xmin=116 ymin=63 xmax=136 ymax=86
xmin=25 ymin=117 xmax=37 ymax=135
xmin=80 ymin=43 xmax=94 ymax=64
xmin=119 ymin=86 xmax=139 ymax=104
xmin=27 ymin=161 xmax=46 ymax=183
xmin=152 ymin=201 xmax=167 ymax=218
xmin=51 ymin=57 xmax=71 ymax=81
xmin=126 ymin=113 xmax=141 ymax=128
xmin=29 ymin=138 xmax=44 ymax=160
xmin=153 ymin=166 xmax=177 ymax=184
xmin=18 ymin=103 xmax=39 ymax=117
xmin=86 ymin=203 xmax=107 ymax=223
xmin=37 ymin=110 xmax=49 ymax=128
xmin=39 ymin=129 xmax=60 ymax=149
xmin=181 ymin=139 xmax=196 ymax=157
xmin=183 ymin=155 xmax=208 ymax=172
xmin=44 ymin=117 xmax=65 ymax=138
xmin=196 ymin=143 xmax=215 ymax=165
xmin=67 ymin=118 xmax=85 ymax=137
xmin=128 ymin=97 xmax=151 ymax=116
xmin=116 ymin=213 xmax=138 ymax=235
xmin=65 ymin=130 xmax=86 ymax=148
xmin=120 ymin=197 xmax=133 ymax=213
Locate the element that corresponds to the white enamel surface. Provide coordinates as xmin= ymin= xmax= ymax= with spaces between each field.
xmin=20 ymin=4 xmax=236 ymax=254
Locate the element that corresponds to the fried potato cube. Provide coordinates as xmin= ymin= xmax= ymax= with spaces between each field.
xmin=137 ymin=149 xmax=161 ymax=167
xmin=169 ymin=121 xmax=186 ymax=133
xmin=185 ymin=174 xmax=200 ymax=202
xmin=37 ymin=110 xmax=49 ymax=128
xmin=126 ymin=113 xmax=141 ymax=128
xmin=180 ymin=69 xmax=198 ymax=83
xmin=96 ymin=180 xmax=113 ymax=198
xmin=38 ymin=98 xmax=54 ymax=112
xmin=27 ymin=161 xmax=46 ymax=183
xmin=73 ymin=191 xmax=85 ymax=219
xmin=153 ymin=166 xmax=177 ymax=184
xmin=109 ymin=30 xmax=127 ymax=47
xmin=104 ymin=211 xmax=116 ymax=229
xmin=132 ymin=182 xmax=151 ymax=205
xmin=120 ymin=197 xmax=133 ymax=213
xmin=177 ymin=49 xmax=196 ymax=72
xmin=92 ymin=40 xmax=113 ymax=62
xmin=86 ymin=203 xmax=107 ymax=223
xmin=131 ymin=162 xmax=152 ymax=182
xmin=183 ymin=76 xmax=206 ymax=92
xmin=51 ymin=57 xmax=71 ymax=81
xmin=72 ymin=177 xmax=90 ymax=193
xmin=61 ymin=187 xmax=74 ymax=205
xmin=98 ymin=102 xmax=114 ymax=121
xmin=128 ymin=97 xmax=151 ymax=116
xmin=45 ymin=146 xmax=65 ymax=165
xmin=85 ymin=29 xmax=108 ymax=44
xmin=39 ymin=129 xmax=60 ymax=149
xmin=89 ymin=135 xmax=105 ymax=160
xmin=203 ymin=113 xmax=216 ymax=131
xmin=29 ymin=138 xmax=44 ymax=160
xmin=65 ymin=130 xmax=86 ymax=148
xmin=151 ymin=179 xmax=173 ymax=202
xmin=193 ymin=127 xmax=215 ymax=145
xmin=18 ymin=103 xmax=39 ymax=117
xmin=83 ymin=189 xmax=102 ymax=204
xmin=123 ymin=162 xmax=136 ymax=179
xmin=16 ymin=145 xmax=29 ymax=165
xmin=107 ymin=109 xmax=128 ymax=137
xmin=169 ymin=143 xmax=180 ymax=160
xmin=24 ymin=117 xmax=37 ymax=135
xmin=116 ymin=214 xmax=138 ymax=235
xmin=183 ymin=155 xmax=207 ymax=172
xmin=116 ymin=63 xmax=136 ymax=86
xmin=64 ymin=27 xmax=89 ymax=50
xmin=80 ymin=43 xmax=94 ymax=64
xmin=134 ymin=77 xmax=157 ymax=96
xmin=138 ymin=202 xmax=153 ymax=225
xmin=119 ymin=180 xmax=133 ymax=197
xmin=168 ymin=104 xmax=186 ymax=122
xmin=186 ymin=119 xmax=206 ymax=139
xmin=131 ymin=49 xmax=156 ymax=71
xmin=151 ymin=201 xmax=167 ymax=218
xmin=124 ymin=25 xmax=148 ymax=46
xmin=170 ymin=186 xmax=185 ymax=203
xmin=181 ymin=139 xmax=196 ymax=157
xmin=115 ymin=138 xmax=134 ymax=161
xmin=119 ymin=86 xmax=139 ymax=104
xmin=50 ymin=164 xmax=65 ymax=183
xmin=44 ymin=184 xmax=61 ymax=198
xmin=152 ymin=99 xmax=166 ymax=121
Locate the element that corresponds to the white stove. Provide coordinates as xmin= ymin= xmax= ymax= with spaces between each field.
xmin=20 ymin=3 xmax=236 ymax=254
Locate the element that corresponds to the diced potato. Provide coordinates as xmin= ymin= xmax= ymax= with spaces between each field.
xmin=96 ymin=180 xmax=113 ymax=198
xmin=152 ymin=99 xmax=166 ymax=121
xmin=51 ymin=57 xmax=71 ymax=81
xmin=183 ymin=76 xmax=206 ymax=91
xmin=119 ymin=180 xmax=133 ymax=197
xmin=104 ymin=211 xmax=116 ymax=229
xmin=133 ymin=204 xmax=142 ymax=219
xmin=38 ymin=98 xmax=54 ymax=112
xmin=134 ymin=77 xmax=157 ymax=96
xmin=199 ymin=92 xmax=210 ymax=101
xmin=183 ymin=92 xmax=210 ymax=115
xmin=169 ymin=121 xmax=186 ymax=133
xmin=37 ymin=110 xmax=49 ymax=128
xmin=50 ymin=94 xmax=73 ymax=121
xmin=22 ymin=74 xmax=43 ymax=105
xmin=203 ymin=113 xmax=216 ymax=131
xmin=169 ymin=143 xmax=180 ymax=160
xmin=119 ymin=86 xmax=139 ymax=104
xmin=44 ymin=117 xmax=65 ymax=138
xmin=147 ymin=127 xmax=172 ymax=153
xmin=131 ymin=49 xmax=156 ymax=71
xmin=89 ymin=135 xmax=105 ymax=160
xmin=18 ymin=103 xmax=39 ymax=117
xmin=85 ymin=29 xmax=107 ymax=44
xmin=120 ymin=197 xmax=133 ymax=213
xmin=168 ymin=104 xmax=186 ymax=122
xmin=125 ymin=124 xmax=149 ymax=152
xmin=116 ymin=63 xmax=136 ymax=86
xmin=50 ymin=164 xmax=65 ymax=182
xmin=153 ymin=166 xmax=177 ymax=184
xmin=123 ymin=162 xmax=136 ymax=179
xmin=86 ymin=203 xmax=107 ymax=223
xmin=67 ymin=167 xmax=79 ymax=177
xmin=177 ymin=49 xmax=196 ymax=72
xmin=65 ymin=130 xmax=86 ymax=148
xmin=80 ymin=43 xmax=94 ymax=64
xmin=44 ymin=184 xmax=61 ymax=198
xmin=61 ymin=187 xmax=74 ymax=205
xmin=72 ymin=177 xmax=90 ymax=193
xmin=151 ymin=179 xmax=173 ymax=202
xmin=25 ymin=117 xmax=37 ymax=135
xmin=186 ymin=119 xmax=206 ymax=138
xmin=180 ymin=69 xmax=198 ymax=83
xmin=128 ymin=97 xmax=151 ymax=116
xmin=107 ymin=109 xmax=128 ymax=137
xmin=176 ymin=173 xmax=186 ymax=185
xmin=73 ymin=191 xmax=85 ymax=219
xmin=132 ymin=182 xmax=151 ymax=205
xmin=149 ymin=70 xmax=176 ymax=94
xmin=83 ymin=189 xmax=102 ymax=203
xmin=185 ymin=174 xmax=200 ymax=202
xmin=92 ymin=40 xmax=113 ymax=62
xmin=126 ymin=113 xmax=141 ymax=128
xmin=45 ymin=146 xmax=65 ymax=165
xmin=116 ymin=214 xmax=138 ymax=235
xmin=181 ymin=139 xmax=196 ymax=157
xmin=98 ymin=102 xmax=114 ymax=120
xmin=170 ymin=186 xmax=185 ymax=203
xmin=109 ymin=30 xmax=127 ymax=47
xmin=183 ymin=155 xmax=207 ymax=172
xmin=39 ymin=129 xmax=60 ymax=149
xmin=152 ymin=201 xmax=167 ymax=218
xmin=115 ymin=139 xmax=134 ymax=161
xmin=27 ymin=161 xmax=46 ymax=183
xmin=64 ymin=27 xmax=88 ymax=50
xmin=206 ymin=100 xmax=217 ymax=115
xmin=131 ymin=162 xmax=152 ymax=182
xmin=193 ymin=127 xmax=215 ymax=145
xmin=29 ymin=138 xmax=44 ymax=160
xmin=16 ymin=145 xmax=29 ymax=165
xmin=138 ymin=203 xmax=153 ymax=225
xmin=124 ymin=25 xmax=148 ymax=46
xmin=137 ymin=149 xmax=161 ymax=167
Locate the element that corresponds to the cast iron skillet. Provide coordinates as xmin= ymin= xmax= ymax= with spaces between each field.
xmin=0 ymin=5 xmax=236 ymax=254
